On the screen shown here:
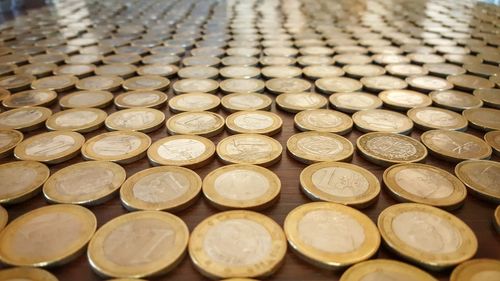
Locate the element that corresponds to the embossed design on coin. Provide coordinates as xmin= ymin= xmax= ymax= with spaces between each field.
xmin=455 ymin=160 xmax=500 ymax=203
xmin=421 ymin=130 xmax=491 ymax=162
xmin=148 ymin=135 xmax=215 ymax=168
xmin=217 ymin=134 xmax=282 ymax=166
xmin=221 ymin=93 xmax=272 ymax=112
xmin=352 ymin=109 xmax=413 ymax=134
xmin=287 ymin=131 xmax=353 ymax=164
xmin=82 ymin=131 xmax=151 ymax=164
xmin=166 ymin=111 xmax=224 ymax=137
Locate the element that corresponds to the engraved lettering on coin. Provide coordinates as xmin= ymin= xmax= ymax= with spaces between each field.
xmin=0 ymin=110 xmax=42 ymax=126
xmin=25 ymin=135 xmax=75 ymax=156
xmin=214 ymin=170 xmax=269 ymax=200
xmin=366 ymin=136 xmax=417 ymax=160
xmin=132 ymin=171 xmax=189 ymax=203
xmin=92 ymin=135 xmax=141 ymax=156
xmin=55 ymin=111 xmax=98 ymax=127
xmin=0 ymin=166 xmax=37 ymax=197
xmin=234 ymin=113 xmax=273 ymax=130
xmin=157 ymin=139 xmax=205 ymax=160
xmin=311 ymin=167 xmax=369 ymax=197
xmin=394 ymin=168 xmax=454 ymax=199
xmin=225 ymin=137 xmax=273 ymax=161
xmin=297 ymin=136 xmax=342 ymax=156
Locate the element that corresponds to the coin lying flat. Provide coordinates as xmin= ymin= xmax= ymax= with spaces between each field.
xmin=0 ymin=129 xmax=23 ymax=158
xmin=261 ymin=66 xmax=302 ymax=79
xmin=202 ymin=164 xmax=280 ymax=210
xmin=455 ymin=160 xmax=500 ymax=203
xmin=166 ymin=111 xmax=225 ymax=137
xmin=219 ymin=66 xmax=260 ymax=79
xmin=88 ymin=211 xmax=188 ymax=278
xmin=329 ymin=92 xmax=382 ymax=113
xmin=168 ymin=92 xmax=220 ymax=112
xmin=137 ymin=64 xmax=178 ymax=77
xmin=473 ymin=88 xmax=500 ymax=108
xmin=217 ymin=134 xmax=282 ymax=167
xmin=54 ymin=64 xmax=95 ymax=78
xmin=378 ymin=90 xmax=432 ymax=111
xmin=31 ymin=75 xmax=77 ymax=92
xmin=352 ymin=109 xmax=413 ymax=134
xmin=76 ymin=75 xmax=123 ymax=91
xmin=59 ymin=90 xmax=114 ymax=109
xmin=385 ymin=64 xmax=428 ymax=78
xmin=315 ymin=77 xmax=363 ymax=94
xmin=343 ymin=64 xmax=385 ymax=79
xmin=0 ymin=74 xmax=35 ymax=92
xmin=357 ymin=132 xmax=427 ymax=167
xmin=447 ymin=74 xmax=495 ymax=92
xmin=377 ymin=203 xmax=477 ymax=270
xmin=463 ymin=108 xmax=500 ymax=131
xmin=294 ymin=109 xmax=352 ymax=135
xmin=226 ymin=111 xmax=282 ymax=135
xmin=120 ymin=166 xmax=202 ymax=212
xmin=406 ymin=75 xmax=453 ymax=92
xmin=300 ymin=162 xmax=380 ymax=208
xmin=450 ymin=259 xmax=500 ymax=281
xmin=189 ymin=210 xmax=286 ymax=279
xmin=339 ymin=259 xmax=438 ymax=281
xmin=421 ymin=130 xmax=492 ymax=162
xmin=0 ymin=267 xmax=59 ymax=281
xmin=0 ymin=89 xmax=9 ymax=102
xmin=147 ymin=135 xmax=215 ymax=168
xmin=95 ymin=64 xmax=137 ymax=78
xmin=265 ymin=78 xmax=311 ymax=94
xmin=0 ymin=204 xmax=96 ymax=267
xmin=82 ymin=131 xmax=151 ymax=164
xmin=221 ymin=93 xmax=272 ymax=112
xmin=275 ymin=92 xmax=327 ymax=113
xmin=105 ymin=108 xmax=165 ymax=133
xmin=284 ymin=202 xmax=380 ymax=269
xmin=495 ymin=206 xmax=500 ymax=234
xmin=484 ymin=131 xmax=500 ymax=156
xmin=303 ymin=65 xmax=344 ymax=79
xmin=2 ymin=89 xmax=57 ymax=108
xmin=407 ymin=107 xmax=468 ymax=131
xmin=0 ymin=161 xmax=49 ymax=204
xmin=423 ymin=63 xmax=466 ymax=77
xmin=287 ymin=131 xmax=353 ymax=164
xmin=429 ymin=90 xmax=483 ymax=111
xmin=220 ymin=78 xmax=265 ymax=94
xmin=173 ymin=78 xmax=219 ymax=94
xmin=361 ymin=75 xmax=407 ymax=92
xmin=122 ymin=75 xmax=170 ymax=91
xmin=178 ymin=66 xmax=219 ymax=79
xmin=0 ymin=106 xmax=52 ymax=132
xmin=46 ymin=108 xmax=107 ymax=133
xmin=114 ymin=90 xmax=168 ymax=109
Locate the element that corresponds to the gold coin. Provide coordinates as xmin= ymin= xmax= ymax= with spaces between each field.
xmin=377 ymin=203 xmax=477 ymax=270
xmin=0 ymin=204 xmax=96 ymax=267
xmin=114 ymin=90 xmax=168 ymax=109
xmin=405 ymin=75 xmax=453 ymax=92
xmin=221 ymin=93 xmax=272 ymax=112
xmin=357 ymin=132 xmax=427 ymax=167
xmin=495 ymin=206 xmax=500 ymax=233
xmin=166 ymin=111 xmax=224 ymax=137
xmin=102 ymin=53 xmax=140 ymax=65
xmin=259 ymin=56 xmax=295 ymax=66
xmin=31 ymin=75 xmax=77 ymax=92
xmin=463 ymin=108 xmax=500 ymax=131
xmin=265 ymin=78 xmax=311 ymax=94
xmin=147 ymin=135 xmax=215 ymax=168
xmin=217 ymin=134 xmax=282 ymax=167
xmin=120 ymin=166 xmax=202 ymax=211
xmin=82 ymin=131 xmax=151 ymax=164
xmin=0 ymin=88 xmax=9 ymax=101
xmin=450 ymin=259 xmax=500 ymax=281
xmin=361 ymin=75 xmax=408 ymax=92
xmin=137 ymin=64 xmax=178 ymax=77
xmin=299 ymin=46 xmax=333 ymax=56
xmin=168 ymin=92 xmax=220 ymax=113
xmin=222 ymin=56 xmax=259 ymax=66
xmin=0 ymin=106 xmax=52 ymax=132
xmin=372 ymin=54 xmax=408 ymax=65
xmin=284 ymin=202 xmax=380 ymax=269
xmin=226 ymin=111 xmax=282 ymax=135
xmin=59 ymin=90 xmax=114 ymax=109
xmin=76 ymin=75 xmax=123 ymax=91
xmin=181 ymin=56 xmax=218 ymax=67
xmin=491 ymin=75 xmax=500 ymax=87
xmin=339 ymin=259 xmax=438 ymax=281
xmin=430 ymin=90 xmax=483 ymax=111
xmin=46 ymin=108 xmax=107 ymax=133
xmin=0 ymin=54 xmax=27 ymax=65
xmin=294 ymin=109 xmax=353 ymax=135
xmin=14 ymin=131 xmax=85 ymax=164
xmin=473 ymin=88 xmax=500 ymax=108
xmin=0 ymin=65 xmax=15 ymax=77
xmin=455 ymin=160 xmax=500 ymax=203
xmin=177 ymin=66 xmax=219 ymax=79
xmin=220 ymin=78 xmax=265 ymax=94
xmin=172 ymin=78 xmax=219 ymax=94
xmin=66 ymin=54 xmax=102 ymax=65
xmin=95 ymin=64 xmax=137 ymax=78
xmin=43 ymin=161 xmax=125 ymax=205
xmin=378 ymin=89 xmax=431 ymax=111
xmin=189 ymin=210 xmax=286 ymax=279
xmin=421 ymin=130 xmax=491 ymax=162
xmin=30 ymin=54 xmax=67 ymax=65
xmin=54 ymin=64 xmax=95 ymax=78
xmin=287 ymin=131 xmax=353 ymax=164
xmin=261 ymin=66 xmax=302 ymax=79
xmin=445 ymin=54 xmax=483 ymax=65
xmin=202 ymin=164 xmax=280 ymax=210
xmin=447 ymin=74 xmax=495 ymax=92
xmin=383 ymin=163 xmax=467 ymax=209
xmin=343 ymin=64 xmax=385 ymax=79
xmin=15 ymin=63 xmax=57 ymax=77
xmin=263 ymin=46 xmax=298 ymax=57
xmin=0 ymin=74 xmax=35 ymax=92
xmin=329 ymin=92 xmax=382 ymax=113
xmin=0 ymin=129 xmax=23 ymax=158
xmin=334 ymin=54 xmax=372 ymax=65
xmin=423 ymin=63 xmax=466 ymax=77
xmin=385 ymin=64 xmax=428 ymax=78
xmin=88 ymin=211 xmax=188 ymax=278
xmin=303 ymin=65 xmax=344 ymax=79
xmin=300 ymin=162 xmax=380 ymax=208
xmin=0 ymin=267 xmax=59 ymax=281
xmin=352 ymin=109 xmax=413 ymax=134
xmin=2 ymin=89 xmax=57 ymax=108
xmin=484 ymin=131 xmax=500 ymax=156
xmin=219 ymin=66 xmax=260 ymax=79
xmin=0 ymin=161 xmax=49 ymax=204
xmin=122 ymin=75 xmax=170 ymax=91
xmin=315 ymin=77 xmax=363 ymax=94
xmin=105 ymin=108 xmax=165 ymax=133
xmin=408 ymin=53 xmax=445 ymax=65
xmin=407 ymin=107 xmax=468 ymax=131
xmin=275 ymin=92 xmax=327 ymax=113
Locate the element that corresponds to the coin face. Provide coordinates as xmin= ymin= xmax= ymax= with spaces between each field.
xmin=275 ymin=92 xmax=327 ymax=113
xmin=300 ymin=162 xmax=380 ymax=208
xmin=455 ymin=160 xmax=500 ymax=203
xmin=0 ymin=204 xmax=96 ymax=266
xmin=315 ymin=77 xmax=363 ymax=94
xmin=484 ymin=131 xmax=500 ymax=156
xmin=421 ymin=130 xmax=492 ymax=162
xmin=473 ymin=88 xmax=500 ymax=108
xmin=221 ymin=93 xmax=272 ymax=112
xmin=15 ymin=63 xmax=57 ymax=77
xmin=377 ymin=203 xmax=477 ymax=270
xmin=339 ymin=259 xmax=438 ymax=281
xmin=95 ymin=64 xmax=137 ymax=78
xmin=220 ymin=78 xmax=265 ymax=93
xmin=385 ymin=64 xmax=428 ymax=78
xmin=447 ymin=74 xmax=495 ymax=91
xmin=105 ymin=108 xmax=165 ymax=133
xmin=59 ymin=90 xmax=114 ymax=109
xmin=168 ymin=92 xmax=220 ymax=112
xmin=284 ymin=202 xmax=380 ymax=269
xmin=423 ymin=63 xmax=466 ymax=77
xmin=0 ymin=129 xmax=23 ymax=158
xmin=294 ymin=109 xmax=353 ymax=135
xmin=407 ymin=107 xmax=468 ymax=131
xmin=222 ymin=56 xmax=259 ymax=66
xmin=261 ymin=65 xmax=302 ymax=79
xmin=429 ymin=90 xmax=483 ymax=111
xmin=54 ymin=64 xmax=95 ymax=78
xmin=0 ymin=267 xmax=59 ymax=281
xmin=0 ymin=74 xmax=35 ymax=92
xmin=217 ymin=134 xmax=282 ymax=167
xmin=147 ymin=135 xmax=215 ymax=168
xmin=31 ymin=75 xmax=77 ymax=92
xmin=329 ymin=92 xmax=383 ymax=113
xmin=188 ymin=210 xmax=287 ymax=279
xmin=303 ymin=65 xmax=344 ymax=79
xmin=352 ymin=109 xmax=413 ymax=134
xmin=361 ymin=75 xmax=408 ymax=92
xmin=172 ymin=78 xmax=219 ymax=94
xmin=46 ymin=108 xmax=107 ymax=133
xmin=450 ymin=259 xmax=500 ymax=281
xmin=88 ymin=211 xmax=188 ymax=278
xmin=406 ymin=75 xmax=453 ymax=92
xmin=122 ymin=75 xmax=170 ymax=91
xmin=0 ymin=107 xmax=52 ymax=132
xmin=343 ymin=64 xmax=385 ymax=78
xmin=287 ymin=131 xmax=354 ymax=164
xmin=177 ymin=66 xmax=219 ymax=79
xmin=166 ymin=111 xmax=224 ymax=137
xmin=260 ymin=56 xmax=295 ymax=66
xmin=220 ymin=66 xmax=261 ymax=79
xmin=265 ymin=78 xmax=311 ymax=94
xmin=76 ymin=75 xmax=123 ymax=91
xmin=226 ymin=111 xmax=282 ymax=135
xmin=463 ymin=108 xmax=500 ymax=131
xmin=137 ymin=64 xmax=178 ymax=77
xmin=378 ymin=89 xmax=432 ymax=111
xmin=0 ymin=161 xmax=49 ymax=204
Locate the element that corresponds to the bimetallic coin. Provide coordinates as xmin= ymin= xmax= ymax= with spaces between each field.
xmin=385 ymin=64 xmax=428 ymax=78
xmin=259 ymin=56 xmax=295 ymax=66
xmin=76 ymin=75 xmax=123 ymax=91
xmin=226 ymin=111 xmax=282 ymax=135
xmin=202 ymin=164 xmax=280 ymax=210
xmin=221 ymin=93 xmax=272 ymax=112
xmin=46 ymin=108 xmax=107 ymax=133
xmin=0 ymin=267 xmax=58 ymax=281
xmin=407 ymin=107 xmax=468 ymax=131
xmin=217 ymin=134 xmax=282 ymax=167
xmin=66 ymin=54 xmax=102 ymax=65
xmin=423 ymin=63 xmax=466 ymax=77
xmin=339 ymin=259 xmax=438 ymax=281
xmin=147 ymin=135 xmax=215 ymax=168
xmin=473 ymin=88 xmax=500 ymax=108
xmin=455 ymin=160 xmax=500 ymax=203
xmin=300 ymin=162 xmax=380 ymax=208
xmin=0 ymin=106 xmax=52 ymax=132
xmin=0 ymin=74 xmax=35 ymax=92
xmin=189 ymin=210 xmax=286 ymax=279
xmin=114 ymin=90 xmax=168 ymax=109
xmin=222 ymin=56 xmax=259 ymax=66
xmin=120 ymin=166 xmax=202 ymax=211
xmin=166 ymin=111 xmax=224 ymax=137
xmin=122 ymin=75 xmax=170 ymax=91
xmin=0 ymin=161 xmax=49 ymax=204
xmin=105 ymin=108 xmax=165 ymax=133
xmin=378 ymin=90 xmax=431 ymax=111
xmin=220 ymin=78 xmax=265 ymax=94
xmin=284 ymin=202 xmax=380 ymax=269
xmin=181 ymin=56 xmax=218 ymax=67
xmin=303 ymin=65 xmax=344 ymax=79
xmin=0 ymin=129 xmax=23 ymax=158
xmin=421 ymin=130 xmax=491 ymax=162
xmin=334 ymin=54 xmax=372 ymax=66
xmin=2 ymin=89 xmax=57 ymax=108
xmin=173 ymin=78 xmax=219 ymax=94
xmin=0 ymin=204 xmax=96 ymax=267
xmin=54 ymin=64 xmax=95 ymax=78
xmin=343 ymin=64 xmax=386 ymax=79
xmin=287 ymin=131 xmax=354 ymax=164
xmin=261 ymin=66 xmax=302 ymax=79
xmin=361 ymin=75 xmax=408 ymax=93
xmin=0 ymin=88 xmax=9 ymax=102
xmin=177 ymin=66 xmax=218 ymax=79
xmin=168 ymin=92 xmax=220 ymax=112
xmin=464 ymin=63 xmax=500 ymax=78
xmin=15 ymin=63 xmax=57 ymax=77
xmin=430 ymin=90 xmax=483 ymax=111
xmin=294 ymin=109 xmax=352 ymax=135
xmin=377 ymin=203 xmax=477 ymax=270
xmin=450 ymin=259 xmax=500 ymax=281
xmin=95 ymin=64 xmax=137 ymax=78
xmin=137 ymin=64 xmax=178 ymax=77
xmin=329 ymin=92 xmax=382 ymax=113
xmin=447 ymin=74 xmax=495 ymax=92
xmin=357 ymin=132 xmax=428 ymax=167
xmin=275 ymin=92 xmax=327 ymax=113
xmin=491 ymin=75 xmax=500 ymax=88
xmin=315 ymin=77 xmax=363 ymax=94
xmin=219 ymin=66 xmax=260 ymax=79
xmin=59 ymin=90 xmax=113 ymax=109
xmin=463 ymin=108 xmax=500 ymax=131
xmin=352 ymin=109 xmax=413 ymax=134
xmin=406 ymin=75 xmax=453 ymax=93
xmin=265 ymin=78 xmax=311 ymax=94
xmin=88 ymin=211 xmax=188 ymax=278
xmin=31 ymin=75 xmax=77 ymax=92
xmin=102 ymin=53 xmax=140 ymax=65
xmin=484 ymin=131 xmax=500 ymax=156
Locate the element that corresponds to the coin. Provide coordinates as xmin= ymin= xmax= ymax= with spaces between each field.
xmin=423 ymin=63 xmax=466 ymax=77
xmin=168 ymin=92 xmax=220 ymax=112
xmin=265 ymin=78 xmax=311 ymax=94
xmin=54 ymin=64 xmax=95 ymax=78
xmin=105 ymin=108 xmax=165 ymax=133
xmin=202 ymin=164 xmax=280 ymax=210
xmin=81 ymin=131 xmax=151 ymax=164
xmin=377 ymin=203 xmax=477 ymax=270
xmin=226 ymin=111 xmax=282 ymax=135
xmin=0 ymin=65 xmax=15 ymax=77
xmin=46 ymin=108 xmax=107 ymax=133
xmin=59 ymin=90 xmax=114 ymax=109
xmin=455 ymin=160 xmax=500 ymax=203
xmin=219 ymin=66 xmax=260 ymax=79
xmin=287 ymin=131 xmax=353 ymax=164
xmin=408 ymin=53 xmax=445 ymax=65
xmin=222 ymin=56 xmax=259 ymax=66
xmin=263 ymin=46 xmax=298 ymax=57
xmin=166 ymin=111 xmax=224 ymax=137
xmin=31 ymin=54 xmax=67 ymax=65
xmin=177 ymin=66 xmax=219 ymax=79
xmin=421 ymin=130 xmax=491 ymax=162
xmin=0 ymin=204 xmax=96 ymax=266
xmin=329 ymin=92 xmax=382 ymax=113
xmin=147 ymin=135 xmax=215 ymax=168
xmin=407 ymin=107 xmax=468 ymax=131
xmin=102 ymin=53 xmax=140 ymax=65
xmin=406 ymin=75 xmax=453 ymax=92
xmin=302 ymin=65 xmax=344 ymax=79
xmin=0 ymin=88 xmax=9 ymax=102
xmin=259 ymin=56 xmax=295 ymax=66
xmin=294 ymin=109 xmax=352 ymax=135
xmin=88 ymin=211 xmax=188 ymax=278
xmin=445 ymin=54 xmax=483 ymax=65
xmin=284 ymin=202 xmax=380 ymax=269
xmin=275 ymin=92 xmax=327 ymax=113
xmin=385 ymin=64 xmax=428 ymax=78
xmin=315 ymin=77 xmax=363 ymax=94
xmin=172 ymin=78 xmax=219 ymax=94
xmin=334 ymin=54 xmax=372 ymax=66
xmin=463 ymin=108 xmax=500 ymax=131
xmin=0 ymin=106 xmax=52 ymax=132
xmin=189 ymin=210 xmax=286 ymax=279
xmin=447 ymin=74 xmax=495 ymax=92
xmin=221 ymin=93 xmax=272 ymax=112
xmin=0 ymin=74 xmax=35 ymax=92
xmin=378 ymin=89 xmax=432 ymax=111
xmin=0 ymin=161 xmax=49 ymax=204
xmin=114 ymin=90 xmax=168 ymax=109
xmin=339 ymin=259 xmax=438 ymax=281
xmin=496 ymin=206 xmax=500 ymax=233
xmin=120 ymin=166 xmax=202 ymax=211
xmin=31 ymin=75 xmax=77 ymax=92
xmin=352 ymin=109 xmax=413 ymax=134
xmin=181 ymin=56 xmax=218 ymax=67
xmin=0 ymin=129 xmax=22 ymax=158
xmin=450 ymin=259 xmax=500 ymax=281
xmin=361 ymin=75 xmax=408 ymax=93
xmin=473 ymin=88 xmax=500 ymax=108
xmin=137 ymin=64 xmax=178 ymax=77
xmin=0 ymin=267 xmax=58 ymax=281
xmin=122 ymin=75 xmax=170 ymax=91
xmin=76 ymin=75 xmax=123 ymax=91
xmin=261 ymin=66 xmax=302 ymax=79
xmin=15 ymin=63 xmax=57 ymax=77
xmin=95 ymin=64 xmax=137 ymax=78
xmin=220 ymin=78 xmax=265 ymax=94
xmin=484 ymin=131 xmax=500 ymax=156
xmin=217 ymin=134 xmax=282 ymax=167
xmin=300 ymin=162 xmax=380 ymax=208
xmin=2 ymin=89 xmax=57 ymax=108
xmin=343 ymin=64 xmax=386 ymax=79
xmin=429 ymin=90 xmax=483 ymax=111
xmin=66 ymin=54 xmax=102 ymax=65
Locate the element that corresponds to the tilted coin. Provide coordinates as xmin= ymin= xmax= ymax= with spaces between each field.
xmin=473 ymin=88 xmax=500 ymax=108
xmin=329 ymin=92 xmax=382 ymax=113
xmin=95 ymin=64 xmax=137 ymax=78
xmin=137 ymin=64 xmax=179 ymax=77
xmin=339 ymin=259 xmax=438 ymax=281
xmin=377 ymin=203 xmax=477 ymax=270
xmin=421 ymin=130 xmax=491 ymax=162
xmin=261 ymin=66 xmax=302 ymax=79
xmin=0 ymin=204 xmax=96 ymax=267
xmin=105 ymin=108 xmax=165 ymax=133
xmin=220 ymin=78 xmax=265 ymax=94
xmin=372 ymin=54 xmax=409 ymax=65
xmin=15 ymin=63 xmax=57 ymax=77
xmin=0 ymin=160 xmax=49 ymax=204
xmin=31 ymin=75 xmax=77 ymax=92
xmin=484 ymin=131 xmax=500 ymax=156
xmin=447 ymin=74 xmax=495 ymax=92
xmin=275 ymin=92 xmax=327 ymax=113
xmin=406 ymin=75 xmax=453 ymax=93
xmin=356 ymin=132 xmax=427 ymax=167
xmin=168 ymin=92 xmax=220 ymax=112
xmin=217 ymin=134 xmax=282 ymax=167
xmin=361 ymin=75 xmax=407 ymax=92
xmin=287 ymin=131 xmax=353 ymax=164
xmin=463 ymin=108 xmax=500 ymax=131
xmin=177 ymin=66 xmax=219 ymax=79
xmin=114 ymin=90 xmax=168 ymax=109
xmin=122 ymin=75 xmax=170 ymax=91
xmin=166 ymin=111 xmax=224 ymax=137
xmin=0 ymin=129 xmax=23 ymax=158
xmin=300 ymin=162 xmax=380 ymax=208
xmin=219 ymin=66 xmax=260 ymax=79
xmin=284 ymin=202 xmax=380 ymax=269
xmin=0 ymin=106 xmax=52 ymax=132
xmin=450 ymin=259 xmax=500 ymax=281
xmin=303 ymin=65 xmax=344 ymax=79
xmin=202 ymin=164 xmax=280 ymax=210
xmin=294 ymin=109 xmax=352 ymax=135
xmin=385 ymin=64 xmax=428 ymax=78
xmin=59 ymin=90 xmax=114 ymax=109
xmin=76 ymin=75 xmax=123 ymax=91
xmin=265 ymin=78 xmax=311 ymax=94
xmin=226 ymin=111 xmax=282 ymax=135
xmin=120 ymin=166 xmax=202 ymax=211
xmin=0 ymin=54 xmax=28 ymax=66
xmin=315 ymin=77 xmax=363 ymax=94
xmin=0 ymin=267 xmax=58 ymax=281
xmin=46 ymin=108 xmax=107 ymax=133
xmin=407 ymin=107 xmax=468 ymax=131
xmin=455 ymin=160 xmax=500 ymax=203
xmin=423 ymin=63 xmax=466 ymax=77
xmin=189 ymin=210 xmax=286 ymax=279
xmin=81 ymin=131 xmax=151 ymax=164
xmin=378 ymin=89 xmax=431 ymax=111
xmin=343 ymin=64 xmax=386 ymax=79
xmin=54 ymin=64 xmax=95 ymax=78
xmin=147 ymin=135 xmax=215 ymax=168
xmin=0 ymin=74 xmax=35 ymax=92
xmin=172 ymin=78 xmax=219 ymax=94
xmin=429 ymin=90 xmax=483 ymax=111
xmin=221 ymin=93 xmax=272 ymax=112
xmin=352 ymin=109 xmax=413 ymax=134
xmin=88 ymin=211 xmax=188 ymax=278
